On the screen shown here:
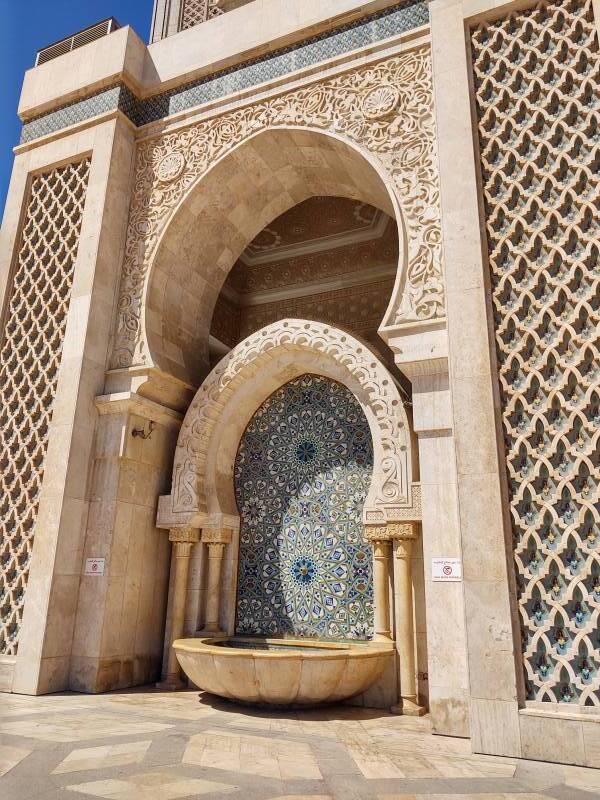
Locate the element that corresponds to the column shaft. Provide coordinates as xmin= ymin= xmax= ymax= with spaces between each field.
xmin=393 ymin=537 xmax=425 ymax=714
xmin=158 ymin=527 xmax=199 ymax=689
xmin=204 ymin=543 xmax=226 ymax=633
xmin=373 ymin=540 xmax=392 ymax=639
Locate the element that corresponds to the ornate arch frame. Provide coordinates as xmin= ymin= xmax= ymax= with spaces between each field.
xmin=158 ymin=319 xmax=421 ymax=531
xmin=111 ymin=45 xmax=445 ymax=380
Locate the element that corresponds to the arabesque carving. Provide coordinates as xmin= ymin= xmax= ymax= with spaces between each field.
xmin=112 ymin=47 xmax=444 ymax=370
xmin=163 ymin=320 xmax=417 ymax=525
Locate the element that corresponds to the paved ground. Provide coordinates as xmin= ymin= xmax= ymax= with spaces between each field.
xmin=1 ymin=688 xmax=599 ymax=800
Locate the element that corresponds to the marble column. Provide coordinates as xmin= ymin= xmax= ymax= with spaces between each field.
xmin=372 ymin=539 xmax=392 ymax=640
xmin=366 ymin=521 xmax=425 ymax=715
xmin=158 ymin=526 xmax=200 ymax=688
xmin=199 ymin=528 xmax=232 ymax=636
xmin=392 ymin=523 xmax=426 ymax=716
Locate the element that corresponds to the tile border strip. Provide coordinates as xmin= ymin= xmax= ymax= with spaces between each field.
xmin=20 ymin=1 xmax=428 ymax=144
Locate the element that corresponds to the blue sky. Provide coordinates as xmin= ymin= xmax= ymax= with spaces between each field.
xmin=0 ymin=1 xmax=152 ymax=217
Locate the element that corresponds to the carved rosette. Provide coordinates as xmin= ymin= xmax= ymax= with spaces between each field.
xmin=111 ymin=47 xmax=444 ymax=370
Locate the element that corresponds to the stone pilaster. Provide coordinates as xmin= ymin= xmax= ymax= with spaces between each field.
xmin=366 ymin=522 xmax=426 ymax=716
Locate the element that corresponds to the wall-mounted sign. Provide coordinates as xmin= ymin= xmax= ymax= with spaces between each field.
xmin=432 ymin=557 xmax=462 ymax=582
xmin=84 ymin=558 xmax=105 ymax=576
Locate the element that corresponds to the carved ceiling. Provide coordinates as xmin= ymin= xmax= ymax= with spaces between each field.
xmin=225 ymin=197 xmax=396 ymax=297
xmin=211 ymin=197 xmax=402 ymax=385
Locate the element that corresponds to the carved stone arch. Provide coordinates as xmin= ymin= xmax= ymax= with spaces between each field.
xmin=157 ymin=319 xmax=420 ymax=531
xmin=141 ymin=126 xmax=402 ymax=385
xmin=111 ymin=47 xmax=444 ymax=384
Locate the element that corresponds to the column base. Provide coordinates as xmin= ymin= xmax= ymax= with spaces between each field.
xmin=390 ymin=697 xmax=427 ymax=716
xmin=197 ymin=628 xmax=226 ymax=637
xmin=156 ymin=676 xmax=187 ymax=691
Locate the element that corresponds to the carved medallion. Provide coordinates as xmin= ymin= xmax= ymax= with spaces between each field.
xmin=156 ymin=152 xmax=186 ymax=183
xmin=361 ymin=85 xmax=401 ymax=120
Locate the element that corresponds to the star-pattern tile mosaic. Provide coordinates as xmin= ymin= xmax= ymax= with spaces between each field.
xmin=234 ymin=374 xmax=374 ymax=639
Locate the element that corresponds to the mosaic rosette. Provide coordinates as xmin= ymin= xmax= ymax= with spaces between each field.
xmin=234 ymin=374 xmax=374 ymax=639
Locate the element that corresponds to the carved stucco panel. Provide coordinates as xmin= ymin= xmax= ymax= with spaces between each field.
xmin=112 ymin=46 xmax=444 ymax=370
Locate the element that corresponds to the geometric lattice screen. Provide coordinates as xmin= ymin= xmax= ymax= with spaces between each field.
xmin=180 ymin=0 xmax=223 ymax=30
xmin=0 ymin=159 xmax=90 ymax=655
xmin=471 ymin=0 xmax=600 ymax=705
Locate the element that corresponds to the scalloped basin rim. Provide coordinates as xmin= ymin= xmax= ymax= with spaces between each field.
xmin=173 ymin=636 xmax=394 ymax=658
xmin=173 ymin=636 xmax=395 ymax=707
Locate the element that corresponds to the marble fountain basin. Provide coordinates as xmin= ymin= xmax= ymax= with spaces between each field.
xmin=173 ymin=636 xmax=394 ymax=707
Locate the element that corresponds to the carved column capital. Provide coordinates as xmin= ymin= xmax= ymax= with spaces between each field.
xmin=169 ymin=526 xmax=200 ymax=545
xmin=364 ymin=522 xmax=419 ymax=542
xmin=202 ymin=528 xmax=232 ymax=545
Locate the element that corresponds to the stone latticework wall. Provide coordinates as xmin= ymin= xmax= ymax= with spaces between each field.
xmin=180 ymin=0 xmax=223 ymax=29
xmin=0 ymin=160 xmax=90 ymax=656
xmin=471 ymin=0 xmax=600 ymax=704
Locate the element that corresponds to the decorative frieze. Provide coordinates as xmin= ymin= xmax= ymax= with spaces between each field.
xmin=364 ymin=522 xmax=418 ymax=542
xmin=471 ymin=0 xmax=600 ymax=706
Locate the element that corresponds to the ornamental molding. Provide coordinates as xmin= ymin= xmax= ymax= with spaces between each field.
xmin=168 ymin=526 xmax=200 ymax=544
xmin=112 ymin=46 xmax=444 ymax=371
xmin=364 ymin=522 xmax=419 ymax=542
xmin=158 ymin=319 xmax=418 ymax=528
xmin=202 ymin=528 xmax=233 ymax=545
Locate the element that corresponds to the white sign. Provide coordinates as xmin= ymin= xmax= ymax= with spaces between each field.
xmin=84 ymin=558 xmax=105 ymax=577
xmin=432 ymin=557 xmax=462 ymax=582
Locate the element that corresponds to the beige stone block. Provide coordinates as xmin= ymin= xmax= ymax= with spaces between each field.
xmin=69 ymin=655 xmax=102 ymax=692
xmin=71 ymin=575 xmax=109 ymax=659
xmin=471 ymin=698 xmax=521 ymax=757
xmin=0 ymin=657 xmax=15 ymax=692
xmin=467 ymin=646 xmax=520 ymax=704
xmin=448 ymin=287 xmax=496 ymax=381
xmin=19 ymin=28 xmax=146 ymax=117
xmin=431 ymin=0 xmax=469 ymax=78
xmin=15 ymin=655 xmax=71 ymax=696
xmin=452 ymin=376 xmax=501 ymax=477
xmin=100 ymin=577 xmax=126 ymax=658
xmin=41 ymin=576 xmax=81 ymax=659
xmin=421 ymin=488 xmax=461 ymax=558
xmin=428 ymin=683 xmax=470 ymax=738
xmin=109 ymin=503 xmax=135 ymax=578
xmin=458 ymin=473 xmax=511 ymax=583
xmin=520 ymin=712 xmax=583 ymax=765
xmin=582 ymin=719 xmax=600 ymax=768
xmin=463 ymin=580 xmax=515 ymax=658
xmin=410 ymin=372 xmax=453 ymax=433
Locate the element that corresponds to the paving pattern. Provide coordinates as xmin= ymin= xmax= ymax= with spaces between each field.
xmin=1 ymin=688 xmax=600 ymax=799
